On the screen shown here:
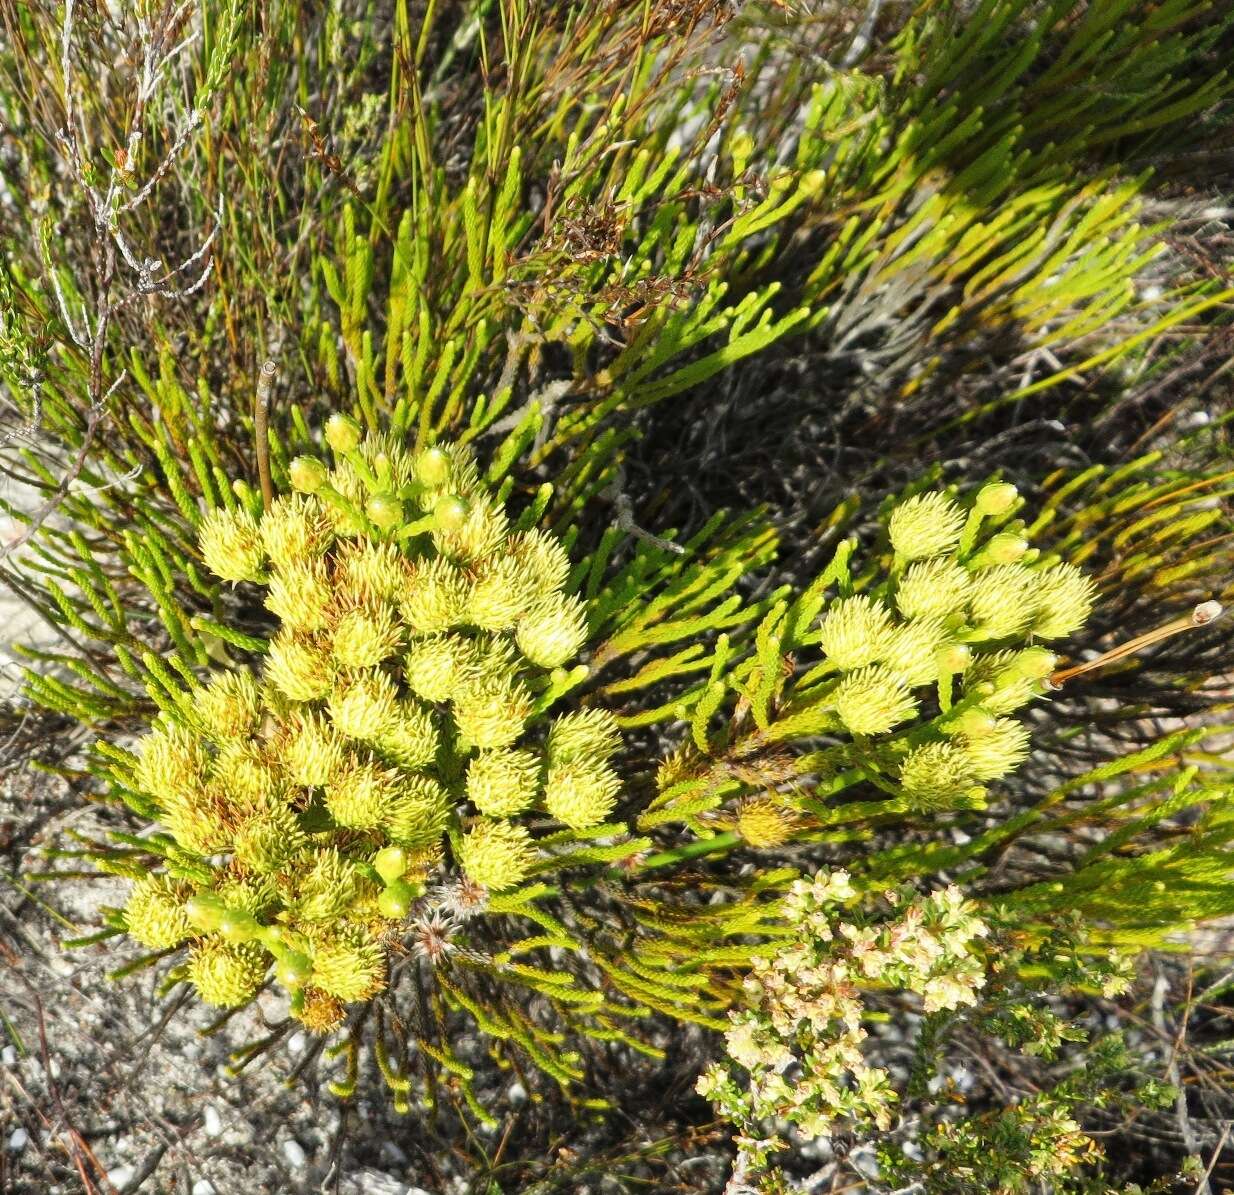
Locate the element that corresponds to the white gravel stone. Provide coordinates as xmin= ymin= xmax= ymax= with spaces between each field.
xmin=1 ymin=1046 xmax=17 ymax=1065
xmin=7 ymin=1128 xmax=28 ymax=1152
xmin=107 ymin=1165 xmax=135 ymax=1187
xmin=192 ymin=1182 xmax=216 ymax=1195
xmin=203 ymin=1105 xmax=223 ymax=1137
xmin=286 ymin=1031 xmax=307 ymax=1054
xmin=506 ymin=1080 xmax=527 ymax=1105
xmin=281 ymin=1138 xmax=307 ymax=1168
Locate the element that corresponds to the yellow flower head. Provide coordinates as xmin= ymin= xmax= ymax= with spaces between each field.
xmin=199 ymin=506 xmax=266 ymax=584
xmin=266 ymin=632 xmax=335 ymax=702
xmin=331 ymin=601 xmax=403 ymax=669
xmin=543 ymin=759 xmax=621 ymax=829
xmin=818 ymin=595 xmax=892 ymax=672
xmin=833 ymin=665 xmax=918 ymax=735
xmin=187 ymin=940 xmax=267 ymax=1008
xmin=327 ymin=669 xmax=400 ymax=741
xmin=516 ymin=591 xmax=588 ymax=669
xmin=457 ymin=819 xmax=537 ymax=891
xmin=404 ymin=634 xmax=479 ymax=704
xmin=265 ymin=559 xmax=334 ymax=632
xmin=308 ymin=927 xmax=387 ymax=1003
xmin=887 ymin=492 xmax=964 ymax=560
xmin=196 ymin=670 xmax=262 ymax=743
xmin=259 ymin=494 xmax=332 ymax=570
xmin=124 ymin=875 xmax=193 ymax=950
xmin=466 ymin=749 xmax=541 ymax=817
xmin=895 ymin=559 xmax=972 ymax=622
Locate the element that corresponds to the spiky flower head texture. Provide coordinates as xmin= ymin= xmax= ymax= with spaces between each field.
xmin=543 ymin=760 xmax=621 ymax=829
xmin=734 ymin=796 xmax=799 ymax=848
xmin=196 ymin=670 xmax=263 ymax=743
xmin=125 ymin=875 xmax=193 ymax=949
xmin=818 ymin=595 xmax=892 ymax=671
xmin=458 ymin=819 xmax=537 ymax=891
xmin=198 ymin=507 xmax=266 ymax=584
xmin=888 ymin=492 xmax=965 ymax=560
xmin=467 ymin=749 xmax=541 ymax=817
xmin=895 ymin=558 xmax=972 ymax=622
xmin=187 ymin=940 xmax=267 ymax=1007
xmin=897 ymin=741 xmax=979 ymax=808
xmin=833 ymin=666 xmax=918 ymax=735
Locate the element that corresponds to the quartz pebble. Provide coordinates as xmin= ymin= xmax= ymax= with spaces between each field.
xmin=107 ymin=1165 xmax=135 ymax=1187
xmin=7 ymin=1128 xmax=28 ymax=1152
xmin=282 ymin=1138 xmax=307 ymax=1168
xmin=192 ymin=1182 xmax=216 ymax=1195
xmin=0 ymin=1046 xmax=17 ymax=1066
xmin=203 ymin=1106 xmax=223 ymax=1137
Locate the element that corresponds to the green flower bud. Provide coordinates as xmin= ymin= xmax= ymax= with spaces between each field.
xmin=218 ymin=908 xmax=261 ymax=943
xmin=365 ymin=493 xmax=403 ymax=531
xmin=404 ymin=634 xmax=479 ymax=703
xmin=199 ymin=506 xmax=266 ymax=584
xmin=185 ymin=892 xmax=228 ymax=933
xmin=543 ymin=760 xmax=621 ymax=829
xmin=452 ymin=673 xmax=533 ymax=749
xmin=324 ymin=413 xmax=363 ymax=454
xmin=289 ymin=456 xmax=329 ymax=494
xmin=328 ymin=669 xmax=400 ymax=740
xmin=833 ymin=665 xmax=918 ymax=735
xmin=266 ymin=559 xmax=333 ymax=632
xmin=1008 ymin=646 xmax=1057 ymax=680
xmin=975 ymin=482 xmax=1018 ymax=517
xmin=124 ymin=875 xmax=193 ymax=950
xmin=373 ymin=845 xmax=410 ymax=885
xmin=515 ymin=591 xmax=588 ymax=668
xmin=309 ymin=927 xmax=386 ymax=1002
xmin=888 ymin=492 xmax=965 ymax=560
xmin=401 ymin=558 xmax=470 ymax=632
xmin=1030 ymin=563 xmax=1096 ymax=639
xmin=818 ymin=595 xmax=893 ymax=671
xmin=196 ymin=669 xmax=262 ymax=743
xmin=974 ymin=532 xmax=1028 ymax=567
xmin=457 ymin=819 xmax=537 ymax=891
xmin=266 ymin=632 xmax=335 ymax=702
xmin=377 ymin=880 xmax=417 ymax=920
xmin=546 ymin=708 xmax=621 ymax=765
xmin=259 ymin=495 xmax=332 ymax=569
xmin=187 ymin=940 xmax=267 ymax=1008
xmin=962 ymin=650 xmax=1037 ymax=715
xmin=895 ymin=559 xmax=972 ymax=622
xmin=433 ymin=494 xmax=469 ymax=532
xmin=936 ymin=642 xmax=972 ymax=674
xmin=275 ymin=951 xmax=313 ymax=988
xmin=325 ymin=759 xmax=402 ymax=830
xmin=466 ymin=749 xmax=541 ymax=816
xmin=960 ymin=717 xmax=1031 ymax=781
xmin=331 ymin=602 xmax=403 ymax=669
xmin=413 ymin=446 xmax=451 ymax=488
xmin=944 ymin=707 xmax=997 ymax=738
xmin=382 ymin=775 xmax=450 ymax=848
xmin=967 ymin=565 xmax=1036 ymax=638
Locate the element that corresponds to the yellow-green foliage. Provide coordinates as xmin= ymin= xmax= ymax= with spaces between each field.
xmin=120 ymin=423 xmax=623 ymax=1034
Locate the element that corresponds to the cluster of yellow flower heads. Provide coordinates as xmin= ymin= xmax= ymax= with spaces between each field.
xmin=819 ymin=482 xmax=1096 ymax=812
xmin=121 ymin=416 xmax=620 ymax=1031
xmin=697 ymin=871 xmax=990 ymax=1143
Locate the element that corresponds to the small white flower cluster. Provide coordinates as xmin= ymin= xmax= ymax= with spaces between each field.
xmin=697 ymin=871 xmax=990 ymax=1145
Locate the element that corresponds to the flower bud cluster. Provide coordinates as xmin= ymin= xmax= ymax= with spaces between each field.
xmin=697 ymin=873 xmax=990 ymax=1142
xmin=816 ymin=485 xmax=1095 ymax=809
xmin=122 ymin=426 xmax=621 ymax=1033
